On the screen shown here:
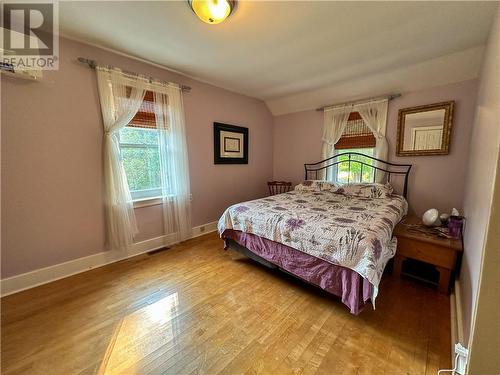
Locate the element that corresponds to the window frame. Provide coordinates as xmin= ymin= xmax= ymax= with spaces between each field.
xmin=334 ymin=147 xmax=376 ymax=184
xmin=118 ymin=126 xmax=163 ymax=202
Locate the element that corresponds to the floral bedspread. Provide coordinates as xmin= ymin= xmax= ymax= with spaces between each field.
xmin=218 ymin=190 xmax=408 ymax=299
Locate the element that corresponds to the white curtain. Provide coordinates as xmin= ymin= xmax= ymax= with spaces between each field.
xmin=321 ymin=105 xmax=353 ymax=180
xmin=96 ymin=67 xmax=147 ymax=250
xmin=354 ymin=99 xmax=389 ymax=182
xmin=154 ymin=86 xmax=192 ymax=242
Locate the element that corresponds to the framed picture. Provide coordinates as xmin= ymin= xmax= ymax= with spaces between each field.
xmin=214 ymin=122 xmax=248 ymax=164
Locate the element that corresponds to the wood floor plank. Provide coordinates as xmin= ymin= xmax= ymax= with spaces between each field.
xmin=1 ymin=232 xmax=451 ymax=374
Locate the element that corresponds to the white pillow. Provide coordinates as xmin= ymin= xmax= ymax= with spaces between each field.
xmin=295 ymin=180 xmax=338 ymax=192
xmin=334 ymin=183 xmax=394 ymax=198
xmin=319 ymin=181 xmax=340 ymax=192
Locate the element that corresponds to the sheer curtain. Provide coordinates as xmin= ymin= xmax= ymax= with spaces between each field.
xmin=321 ymin=105 xmax=353 ymax=180
xmin=354 ymin=99 xmax=389 ymax=182
xmin=96 ymin=67 xmax=147 ymax=250
xmin=154 ymin=85 xmax=192 ymax=242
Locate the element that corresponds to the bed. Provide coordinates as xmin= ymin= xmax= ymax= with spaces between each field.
xmin=218 ymin=152 xmax=412 ymax=314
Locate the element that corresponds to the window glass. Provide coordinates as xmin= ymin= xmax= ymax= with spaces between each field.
xmin=336 ymin=148 xmax=375 ymax=184
xmin=119 ymin=127 xmax=161 ymax=200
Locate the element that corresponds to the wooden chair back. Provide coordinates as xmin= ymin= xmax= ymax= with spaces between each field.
xmin=267 ymin=181 xmax=292 ymax=196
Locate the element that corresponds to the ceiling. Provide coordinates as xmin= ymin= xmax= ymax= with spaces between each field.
xmin=59 ymin=1 xmax=497 ymax=115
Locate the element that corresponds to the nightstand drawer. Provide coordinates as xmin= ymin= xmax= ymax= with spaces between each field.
xmin=397 ymin=237 xmax=456 ymax=269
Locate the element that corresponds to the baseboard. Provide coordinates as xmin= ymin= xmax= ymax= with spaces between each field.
xmin=0 ymin=221 xmax=218 ymax=297
xmin=191 ymin=221 xmax=218 ymax=238
xmin=451 ymin=288 xmax=458 ymax=363
xmin=450 ymin=279 xmax=465 ymax=366
xmin=453 ymin=279 xmax=465 ymax=343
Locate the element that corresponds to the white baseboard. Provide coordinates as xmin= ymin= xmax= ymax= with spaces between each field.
xmin=0 ymin=221 xmax=218 ymax=297
xmin=191 ymin=221 xmax=218 ymax=239
xmin=451 ymin=288 xmax=458 ymax=362
xmin=454 ymin=279 xmax=465 ymax=344
xmin=450 ymin=279 xmax=466 ymax=369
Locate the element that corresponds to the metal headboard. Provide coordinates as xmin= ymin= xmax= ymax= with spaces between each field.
xmin=304 ymin=152 xmax=412 ymax=198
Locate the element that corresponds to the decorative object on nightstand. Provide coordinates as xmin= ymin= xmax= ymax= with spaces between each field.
xmin=448 ymin=215 xmax=465 ymax=239
xmin=422 ymin=208 xmax=441 ymax=226
xmin=439 ymin=213 xmax=450 ymax=225
xmin=393 ymin=215 xmax=463 ymax=294
xmin=267 ymin=181 xmax=292 ymax=196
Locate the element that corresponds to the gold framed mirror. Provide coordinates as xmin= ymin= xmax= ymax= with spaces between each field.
xmin=396 ymin=101 xmax=454 ymax=156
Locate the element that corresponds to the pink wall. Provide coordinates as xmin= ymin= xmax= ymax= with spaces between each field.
xmin=1 ymin=37 xmax=273 ymax=278
xmin=273 ymin=79 xmax=479 ymax=216
xmin=460 ymin=5 xmax=500 ymax=348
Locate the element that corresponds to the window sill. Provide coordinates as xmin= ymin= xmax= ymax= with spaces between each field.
xmin=133 ymin=197 xmax=163 ymax=208
xmin=132 ymin=193 xmax=193 ymax=208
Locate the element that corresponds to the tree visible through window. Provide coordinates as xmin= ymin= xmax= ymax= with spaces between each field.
xmin=336 ymin=148 xmax=375 ymax=184
xmin=118 ymin=90 xmax=162 ymax=201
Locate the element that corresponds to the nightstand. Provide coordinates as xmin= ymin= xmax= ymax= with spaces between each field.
xmin=393 ymin=216 xmax=463 ymax=294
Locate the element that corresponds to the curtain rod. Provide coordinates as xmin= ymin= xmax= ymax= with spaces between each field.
xmin=77 ymin=57 xmax=192 ymax=93
xmin=316 ymin=93 xmax=401 ymax=112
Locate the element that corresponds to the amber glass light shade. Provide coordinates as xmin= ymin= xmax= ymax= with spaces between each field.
xmin=188 ymin=0 xmax=235 ymax=24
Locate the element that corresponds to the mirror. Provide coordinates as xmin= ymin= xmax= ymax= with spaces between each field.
xmin=396 ymin=101 xmax=454 ymax=156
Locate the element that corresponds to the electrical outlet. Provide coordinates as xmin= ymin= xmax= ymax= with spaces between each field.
xmin=455 ymin=343 xmax=469 ymax=375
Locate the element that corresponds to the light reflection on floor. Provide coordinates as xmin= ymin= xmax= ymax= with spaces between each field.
xmin=98 ymin=292 xmax=180 ymax=374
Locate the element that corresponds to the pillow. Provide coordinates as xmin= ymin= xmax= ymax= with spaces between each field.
xmin=294 ymin=180 xmax=323 ymax=192
xmin=334 ymin=183 xmax=394 ymax=198
xmin=319 ymin=181 xmax=340 ymax=192
xmin=295 ymin=180 xmax=338 ymax=192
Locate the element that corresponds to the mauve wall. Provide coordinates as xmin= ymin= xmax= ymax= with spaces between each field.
xmin=1 ymin=37 xmax=273 ymax=278
xmin=460 ymin=5 xmax=500 ymax=349
xmin=273 ymin=79 xmax=479 ymax=216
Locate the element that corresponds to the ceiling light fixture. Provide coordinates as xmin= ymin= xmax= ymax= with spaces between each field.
xmin=188 ymin=0 xmax=236 ymax=25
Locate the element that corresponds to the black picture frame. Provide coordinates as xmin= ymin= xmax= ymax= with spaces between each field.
xmin=214 ymin=122 xmax=249 ymax=164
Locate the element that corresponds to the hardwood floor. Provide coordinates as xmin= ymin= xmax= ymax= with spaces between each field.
xmin=1 ymin=232 xmax=451 ymax=374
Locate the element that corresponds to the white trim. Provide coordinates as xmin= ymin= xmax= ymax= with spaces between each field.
xmin=454 ymin=279 xmax=465 ymax=343
xmin=133 ymin=197 xmax=163 ymax=208
xmin=191 ymin=221 xmax=218 ymax=239
xmin=451 ymin=279 xmax=466 ymax=368
xmin=0 ymin=221 xmax=218 ymax=297
xmin=451 ymin=289 xmax=458 ymax=364
xmin=133 ymin=194 xmax=194 ymax=209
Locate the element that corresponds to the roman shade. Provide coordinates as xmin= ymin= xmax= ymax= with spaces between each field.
xmin=334 ymin=112 xmax=376 ymax=149
xmin=128 ymin=90 xmax=157 ymax=129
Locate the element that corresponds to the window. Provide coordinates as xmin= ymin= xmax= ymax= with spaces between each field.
xmin=336 ymin=147 xmax=375 ymax=184
xmin=335 ymin=112 xmax=376 ymax=184
xmin=119 ymin=90 xmax=162 ymax=201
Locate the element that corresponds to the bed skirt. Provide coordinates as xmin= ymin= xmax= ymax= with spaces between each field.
xmin=221 ymin=229 xmax=373 ymax=315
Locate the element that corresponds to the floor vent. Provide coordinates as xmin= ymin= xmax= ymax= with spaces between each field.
xmin=147 ymin=247 xmax=170 ymax=256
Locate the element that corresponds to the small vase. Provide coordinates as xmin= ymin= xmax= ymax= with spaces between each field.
xmin=448 ymin=216 xmax=464 ymax=238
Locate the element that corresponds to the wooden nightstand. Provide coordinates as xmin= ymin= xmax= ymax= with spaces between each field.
xmin=393 ymin=216 xmax=463 ymax=294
